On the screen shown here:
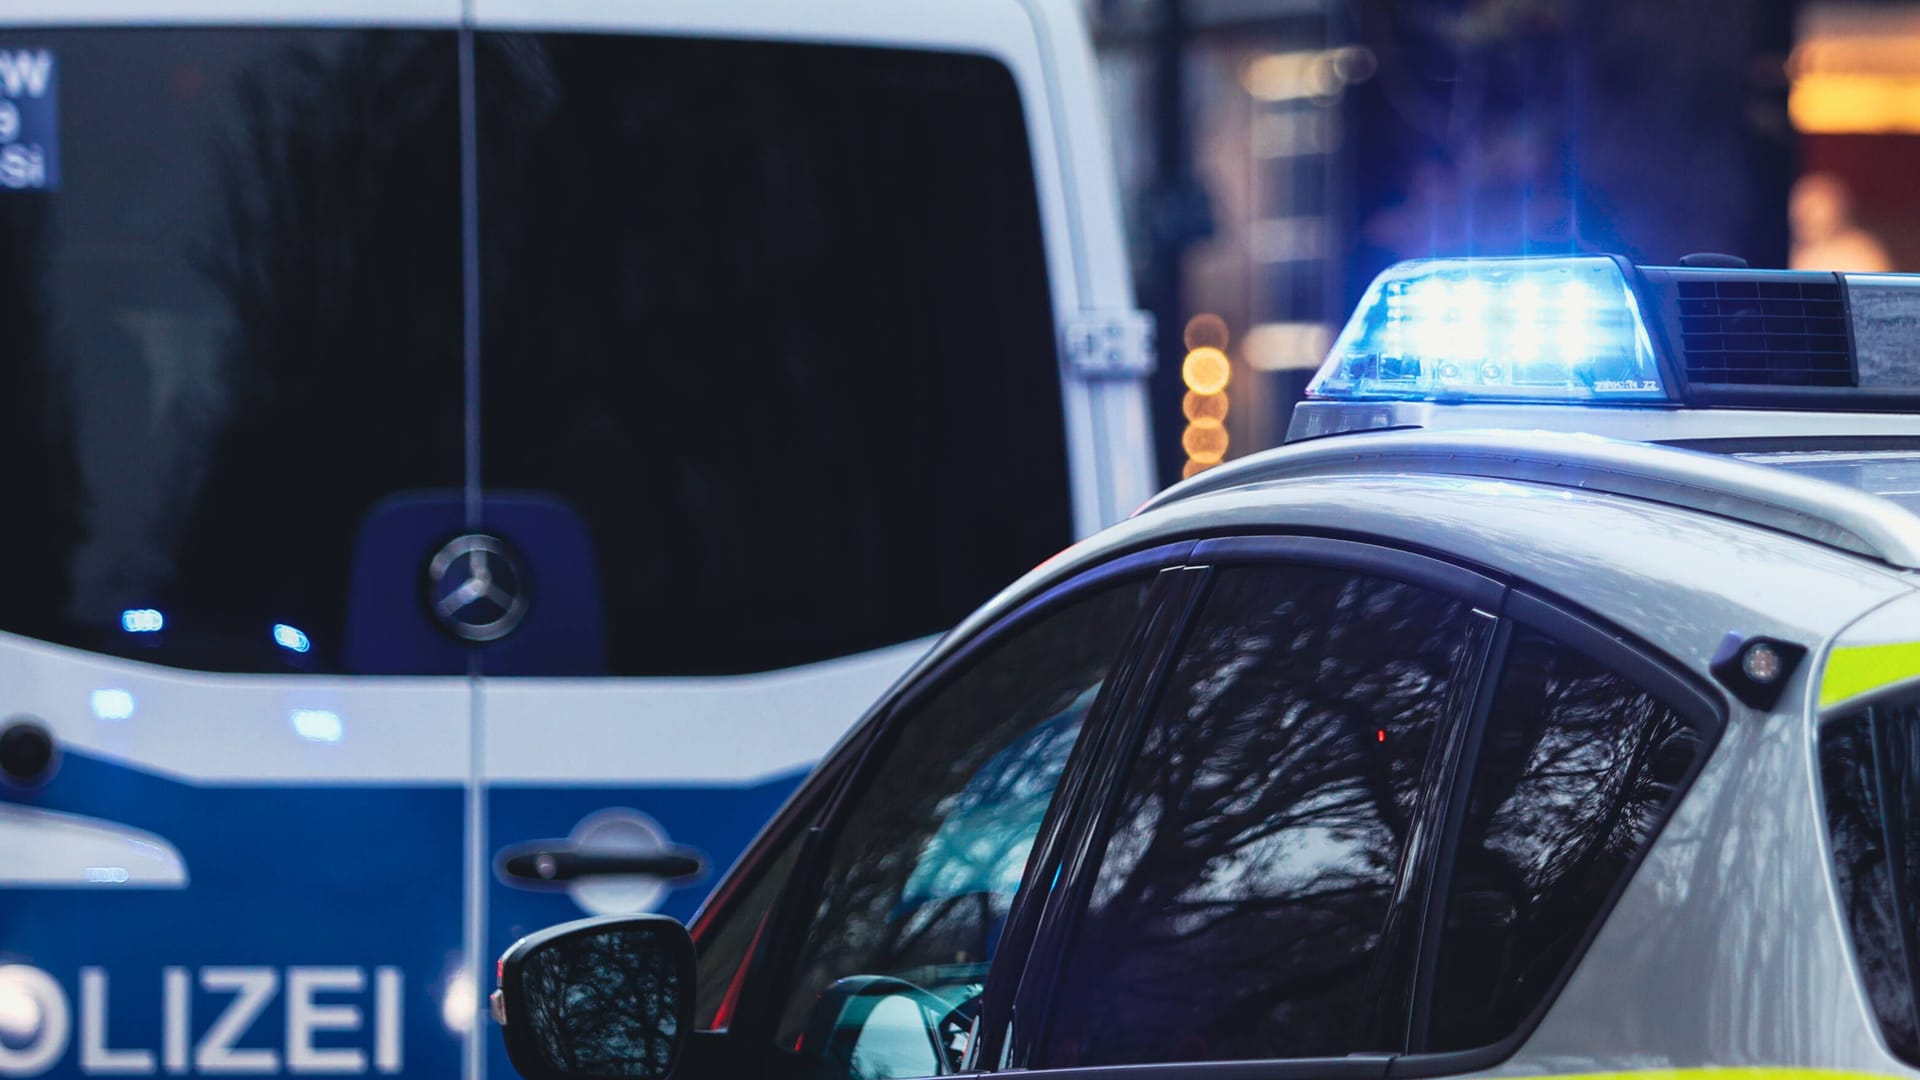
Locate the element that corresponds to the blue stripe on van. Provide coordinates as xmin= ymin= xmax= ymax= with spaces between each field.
xmin=1 ymin=753 xmax=465 ymax=1079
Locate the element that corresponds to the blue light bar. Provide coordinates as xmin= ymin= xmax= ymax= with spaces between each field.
xmin=1308 ymin=256 xmax=1668 ymax=403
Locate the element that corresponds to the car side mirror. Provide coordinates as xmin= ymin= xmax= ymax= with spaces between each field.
xmin=493 ymin=914 xmax=695 ymax=1080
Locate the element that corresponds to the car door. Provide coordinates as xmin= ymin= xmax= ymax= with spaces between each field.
xmin=663 ymin=543 xmax=1196 ymax=1080
xmin=0 ymin=20 xmax=475 ymax=1080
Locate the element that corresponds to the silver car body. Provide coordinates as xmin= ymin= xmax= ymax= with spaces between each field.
xmin=852 ymin=419 xmax=1920 ymax=1077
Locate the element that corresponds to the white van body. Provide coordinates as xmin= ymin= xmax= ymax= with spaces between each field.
xmin=0 ymin=3 xmax=1153 ymax=1079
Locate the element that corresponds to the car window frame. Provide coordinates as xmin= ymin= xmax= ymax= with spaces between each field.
xmin=1391 ymin=586 xmax=1727 ymax=1078
xmin=969 ymin=562 xmax=1214 ymax=1071
xmin=1000 ymin=534 xmax=1508 ymax=1079
xmin=689 ymin=750 xmax=853 ymax=1031
xmin=713 ymin=540 xmax=1201 ymax=1071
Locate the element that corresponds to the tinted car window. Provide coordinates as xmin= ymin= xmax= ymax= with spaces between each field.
xmin=1821 ymin=687 xmax=1920 ymax=1065
xmin=1425 ymin=626 xmax=1713 ymax=1051
xmin=475 ymin=35 xmax=1072 ymax=676
xmin=0 ymin=29 xmax=460 ymax=672
xmin=1042 ymin=565 xmax=1479 ymax=1067
xmin=773 ymin=579 xmax=1150 ymax=1072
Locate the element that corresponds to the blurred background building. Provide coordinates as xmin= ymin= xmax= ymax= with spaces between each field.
xmin=1085 ymin=0 xmax=1919 ymax=482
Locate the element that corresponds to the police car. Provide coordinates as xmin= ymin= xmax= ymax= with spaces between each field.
xmin=0 ymin=2 xmax=1154 ymax=1078
xmin=489 ymin=253 xmax=1920 ymax=1080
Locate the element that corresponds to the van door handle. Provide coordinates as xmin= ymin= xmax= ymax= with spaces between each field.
xmin=495 ymin=842 xmax=705 ymax=884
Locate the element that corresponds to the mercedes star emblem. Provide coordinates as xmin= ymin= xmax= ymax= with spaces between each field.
xmin=427 ymin=533 xmax=529 ymax=643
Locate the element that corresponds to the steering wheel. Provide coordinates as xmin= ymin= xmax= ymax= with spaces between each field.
xmin=797 ymin=974 xmax=983 ymax=1079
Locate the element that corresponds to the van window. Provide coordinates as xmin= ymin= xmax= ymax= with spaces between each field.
xmin=0 ymin=29 xmax=1070 ymax=676
xmin=475 ymin=34 xmax=1072 ymax=675
xmin=0 ymin=28 xmax=462 ymax=672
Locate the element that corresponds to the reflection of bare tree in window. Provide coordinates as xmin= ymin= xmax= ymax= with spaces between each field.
xmin=169 ymin=32 xmax=461 ymax=646
xmin=0 ymin=203 xmax=83 ymax=638
xmin=1050 ymin=568 xmax=1474 ymax=1067
xmin=521 ymin=927 xmax=684 ymax=1078
xmin=1427 ymin=630 xmax=1704 ymax=1050
xmin=776 ymin=582 xmax=1148 ymax=1048
xmin=1821 ymin=697 xmax=1920 ymax=1064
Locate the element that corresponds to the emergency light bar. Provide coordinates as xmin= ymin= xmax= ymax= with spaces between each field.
xmin=1310 ymin=256 xmax=1665 ymax=403
xmin=1308 ymin=254 xmax=1920 ymax=411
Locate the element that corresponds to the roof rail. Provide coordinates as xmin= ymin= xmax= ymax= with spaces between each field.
xmin=1138 ymin=429 xmax=1920 ymax=570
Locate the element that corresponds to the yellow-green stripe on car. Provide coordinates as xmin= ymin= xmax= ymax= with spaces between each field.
xmin=1821 ymin=640 xmax=1920 ymax=711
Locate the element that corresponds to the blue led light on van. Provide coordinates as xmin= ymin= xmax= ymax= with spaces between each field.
xmin=90 ymin=689 xmax=135 ymax=721
xmin=291 ymin=709 xmax=343 ymax=743
xmin=272 ymin=623 xmax=311 ymax=654
xmin=119 ymin=609 xmax=164 ymax=633
xmin=1307 ymin=255 xmax=1668 ymax=403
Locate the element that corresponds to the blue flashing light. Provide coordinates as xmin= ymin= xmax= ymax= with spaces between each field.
xmin=1308 ymin=256 xmax=1668 ymax=404
xmin=120 ymin=608 xmax=165 ymax=633
xmin=272 ymin=623 xmax=312 ymax=654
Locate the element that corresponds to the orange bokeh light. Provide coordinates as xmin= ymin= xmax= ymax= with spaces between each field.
xmin=1181 ymin=347 xmax=1232 ymax=395
xmin=1183 ymin=390 xmax=1229 ymax=424
xmin=1182 ymin=422 xmax=1229 ymax=464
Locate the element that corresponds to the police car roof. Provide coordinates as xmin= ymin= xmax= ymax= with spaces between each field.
xmin=921 ymin=453 xmax=1917 ymax=722
xmin=1142 ymin=428 xmax=1920 ymax=570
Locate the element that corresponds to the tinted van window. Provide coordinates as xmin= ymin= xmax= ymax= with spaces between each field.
xmin=0 ymin=29 xmax=461 ymax=672
xmin=0 ymin=31 xmax=1070 ymax=678
xmin=475 ymin=35 xmax=1072 ymax=675
xmin=1042 ymin=565 xmax=1479 ymax=1067
xmin=1425 ymin=626 xmax=1713 ymax=1051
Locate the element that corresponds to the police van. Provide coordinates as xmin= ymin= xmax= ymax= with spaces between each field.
xmin=489 ymin=254 xmax=1920 ymax=1080
xmin=0 ymin=2 xmax=1155 ymax=1079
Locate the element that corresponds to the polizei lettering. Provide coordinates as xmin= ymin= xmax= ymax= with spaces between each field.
xmin=0 ymin=966 xmax=403 ymax=1077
